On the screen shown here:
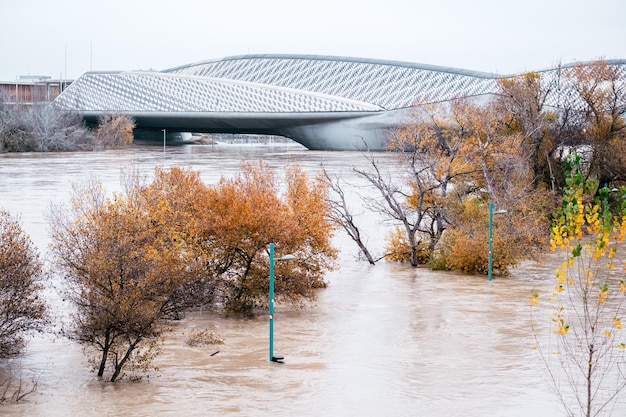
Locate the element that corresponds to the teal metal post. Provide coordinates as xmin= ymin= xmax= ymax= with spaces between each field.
xmin=162 ymin=129 xmax=166 ymax=160
xmin=488 ymin=202 xmax=493 ymax=282
xmin=268 ymin=245 xmax=294 ymax=362
xmin=269 ymin=243 xmax=275 ymax=362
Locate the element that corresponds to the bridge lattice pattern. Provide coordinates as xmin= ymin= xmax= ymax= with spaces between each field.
xmin=164 ymin=56 xmax=501 ymax=110
xmin=55 ymin=55 xmax=626 ymax=115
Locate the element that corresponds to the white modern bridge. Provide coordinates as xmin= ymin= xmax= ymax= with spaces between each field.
xmin=53 ymin=55 xmax=626 ymax=151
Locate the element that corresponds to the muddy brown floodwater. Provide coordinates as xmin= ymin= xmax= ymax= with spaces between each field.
xmin=0 ymin=144 xmax=624 ymax=416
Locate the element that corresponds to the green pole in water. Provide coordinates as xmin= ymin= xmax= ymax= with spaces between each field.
xmin=488 ymin=202 xmax=494 ymax=282
xmin=268 ymin=243 xmax=295 ymax=363
xmin=269 ymin=243 xmax=276 ymax=362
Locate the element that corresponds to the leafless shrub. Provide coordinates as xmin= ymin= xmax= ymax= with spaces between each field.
xmin=1 ymin=103 xmax=92 ymax=152
xmin=0 ymin=365 xmax=39 ymax=404
xmin=26 ymin=104 xmax=92 ymax=151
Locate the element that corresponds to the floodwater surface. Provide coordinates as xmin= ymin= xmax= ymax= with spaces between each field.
xmin=0 ymin=144 xmax=622 ymax=416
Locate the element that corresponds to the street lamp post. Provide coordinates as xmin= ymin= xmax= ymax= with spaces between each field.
xmin=269 ymin=243 xmax=295 ymax=363
xmin=161 ymin=129 xmax=166 ymax=160
xmin=488 ymin=202 xmax=507 ymax=281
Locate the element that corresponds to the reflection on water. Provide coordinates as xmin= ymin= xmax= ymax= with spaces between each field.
xmin=0 ymin=144 xmax=622 ymax=416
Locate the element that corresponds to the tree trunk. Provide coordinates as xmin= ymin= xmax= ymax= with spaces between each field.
xmin=357 ymin=241 xmax=376 ymax=265
xmin=345 ymin=219 xmax=376 ymax=265
xmin=110 ymin=339 xmax=140 ymax=382
xmin=586 ymin=344 xmax=593 ymax=417
xmin=97 ymin=334 xmax=111 ymax=378
xmin=407 ymin=228 xmax=418 ymax=267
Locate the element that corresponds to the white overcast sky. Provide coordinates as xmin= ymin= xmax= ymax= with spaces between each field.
xmin=1 ymin=0 xmax=624 ymax=81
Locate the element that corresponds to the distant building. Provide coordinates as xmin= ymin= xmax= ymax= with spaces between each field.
xmin=0 ymin=76 xmax=71 ymax=107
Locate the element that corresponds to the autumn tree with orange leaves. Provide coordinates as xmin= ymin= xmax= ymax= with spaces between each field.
xmin=378 ymin=98 xmax=552 ymax=272
xmin=49 ymin=163 xmax=337 ymax=380
xmin=495 ymin=71 xmax=558 ymax=188
xmin=0 ymin=210 xmax=47 ymax=357
xmin=439 ymin=97 xmax=552 ymax=274
xmin=367 ymin=101 xmax=483 ymax=267
xmin=49 ymin=174 xmax=203 ymax=382
xmin=199 ymin=162 xmax=337 ymax=315
xmin=138 ymin=167 xmax=216 ymax=313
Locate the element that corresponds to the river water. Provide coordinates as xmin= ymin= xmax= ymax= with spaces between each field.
xmin=0 ymin=143 xmax=622 ymax=416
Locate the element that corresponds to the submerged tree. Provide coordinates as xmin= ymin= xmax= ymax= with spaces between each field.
xmin=0 ymin=364 xmax=39 ymax=403
xmin=0 ymin=103 xmax=91 ymax=152
xmin=50 ymin=163 xmax=338 ymax=381
xmin=138 ymin=167 xmax=216 ymax=312
xmin=353 ymin=147 xmax=431 ymax=267
xmin=441 ymin=98 xmax=552 ymax=274
xmin=531 ymin=154 xmax=626 ymax=417
xmin=0 ymin=210 xmax=47 ymax=357
xmin=375 ymin=98 xmax=552 ymax=272
xmin=495 ymin=71 xmax=558 ymax=188
xmin=199 ymin=162 xmax=338 ymax=314
xmin=26 ymin=105 xmax=90 ymax=151
xmin=321 ymin=164 xmax=377 ymax=264
xmin=381 ymin=102 xmax=477 ymax=264
xmin=49 ymin=175 xmax=197 ymax=382
xmin=565 ymin=60 xmax=626 ymax=187
xmin=93 ymin=114 xmax=135 ymax=150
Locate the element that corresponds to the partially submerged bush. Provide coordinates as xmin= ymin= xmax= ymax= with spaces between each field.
xmin=384 ymin=227 xmax=431 ymax=265
xmin=185 ymin=329 xmax=224 ymax=347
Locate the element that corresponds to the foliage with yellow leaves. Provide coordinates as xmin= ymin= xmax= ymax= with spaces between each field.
xmin=531 ymin=153 xmax=626 ymax=417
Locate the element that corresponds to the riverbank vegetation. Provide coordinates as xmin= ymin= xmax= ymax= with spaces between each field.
xmin=0 ymin=100 xmax=134 ymax=152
